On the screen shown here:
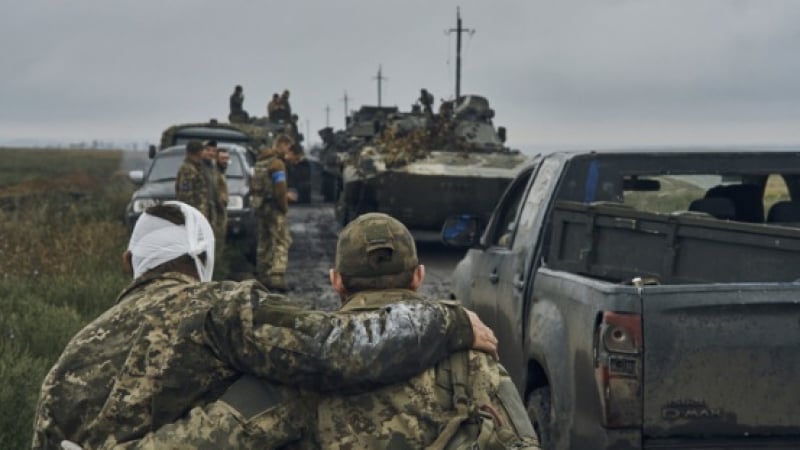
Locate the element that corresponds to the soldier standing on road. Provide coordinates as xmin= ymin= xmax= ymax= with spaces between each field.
xmin=250 ymin=134 xmax=297 ymax=292
xmin=316 ymin=212 xmax=541 ymax=449
xmin=229 ymin=85 xmax=249 ymax=123
xmin=31 ymin=202 xmax=498 ymax=449
xmin=175 ymin=140 xmax=213 ymax=222
xmin=213 ymin=146 xmax=230 ymax=269
xmin=201 ymin=140 xmax=222 ymax=240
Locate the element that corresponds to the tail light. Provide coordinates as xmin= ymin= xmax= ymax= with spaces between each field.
xmin=594 ymin=311 xmax=642 ymax=428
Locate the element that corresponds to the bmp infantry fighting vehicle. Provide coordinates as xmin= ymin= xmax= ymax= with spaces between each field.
xmin=336 ymin=95 xmax=529 ymax=240
xmin=317 ymin=105 xmax=399 ymax=202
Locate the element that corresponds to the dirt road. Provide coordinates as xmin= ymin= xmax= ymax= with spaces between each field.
xmin=282 ymin=204 xmax=468 ymax=310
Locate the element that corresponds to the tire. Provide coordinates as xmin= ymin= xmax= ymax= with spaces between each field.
xmin=527 ymin=386 xmax=553 ymax=450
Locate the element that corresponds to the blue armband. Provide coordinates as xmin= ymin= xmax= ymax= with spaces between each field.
xmin=271 ymin=170 xmax=286 ymax=184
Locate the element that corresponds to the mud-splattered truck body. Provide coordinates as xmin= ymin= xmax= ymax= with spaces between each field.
xmin=446 ymin=148 xmax=800 ymax=449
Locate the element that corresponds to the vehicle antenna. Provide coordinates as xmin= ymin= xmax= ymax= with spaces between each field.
xmin=341 ymin=90 xmax=350 ymax=127
xmin=373 ymin=65 xmax=388 ymax=107
xmin=446 ymin=7 xmax=475 ymax=100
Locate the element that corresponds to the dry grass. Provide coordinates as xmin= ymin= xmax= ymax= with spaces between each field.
xmin=0 ymin=147 xmax=134 ymax=448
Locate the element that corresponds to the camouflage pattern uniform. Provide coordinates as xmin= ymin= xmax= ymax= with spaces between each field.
xmin=175 ymin=157 xmax=214 ymax=223
xmin=120 ymin=379 xmax=318 ymax=449
xmin=213 ymin=165 xmax=228 ymax=243
xmin=316 ymin=213 xmax=540 ymax=449
xmin=317 ymin=290 xmax=539 ymax=450
xmin=250 ymin=148 xmax=291 ymax=289
xmin=31 ymin=272 xmax=475 ymax=449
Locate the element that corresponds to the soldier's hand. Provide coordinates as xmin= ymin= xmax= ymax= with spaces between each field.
xmin=465 ymin=309 xmax=498 ymax=357
xmin=287 ymin=189 xmax=298 ymax=202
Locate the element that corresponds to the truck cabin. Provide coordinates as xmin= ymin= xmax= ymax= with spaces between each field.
xmin=554 ymin=151 xmax=800 ymax=226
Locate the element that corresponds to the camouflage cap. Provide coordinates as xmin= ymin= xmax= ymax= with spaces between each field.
xmin=186 ymin=140 xmax=203 ymax=154
xmin=336 ymin=213 xmax=418 ymax=277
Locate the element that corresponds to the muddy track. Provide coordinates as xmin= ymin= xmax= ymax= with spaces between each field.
xmin=278 ymin=203 xmax=467 ymax=310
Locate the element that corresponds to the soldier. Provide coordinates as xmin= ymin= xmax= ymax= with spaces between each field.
xmin=419 ymin=88 xmax=434 ymax=114
xmin=284 ymin=113 xmax=301 ymax=142
xmin=267 ymin=92 xmax=281 ymax=122
xmin=250 ymin=134 xmax=297 ymax=292
xmin=279 ymin=89 xmax=292 ymax=117
xmin=175 ymin=139 xmax=213 ymax=222
xmin=316 ymin=212 xmax=541 ymax=449
xmin=201 ymin=140 xmax=222 ymax=240
xmin=32 ymin=202 xmax=498 ymax=450
xmin=212 ymin=146 xmax=229 ymax=272
xmin=229 ymin=85 xmax=249 ymax=123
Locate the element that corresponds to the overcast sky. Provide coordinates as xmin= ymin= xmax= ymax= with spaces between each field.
xmin=2 ymin=0 xmax=799 ymax=151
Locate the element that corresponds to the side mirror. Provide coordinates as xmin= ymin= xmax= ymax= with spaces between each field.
xmin=441 ymin=215 xmax=482 ymax=248
xmin=148 ymin=145 xmax=156 ymax=159
xmin=497 ymin=127 xmax=507 ymax=144
xmin=128 ymin=170 xmax=144 ymax=184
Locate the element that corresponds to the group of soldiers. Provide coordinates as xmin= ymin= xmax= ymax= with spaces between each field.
xmin=32 ymin=197 xmax=540 ymax=449
xmin=172 ymin=135 xmax=302 ymax=290
xmin=29 ymin=83 xmax=540 ymax=449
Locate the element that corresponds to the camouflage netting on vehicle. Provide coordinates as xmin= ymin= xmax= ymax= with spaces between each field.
xmin=362 ymin=112 xmax=505 ymax=169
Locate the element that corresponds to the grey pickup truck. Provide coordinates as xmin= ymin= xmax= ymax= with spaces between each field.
xmin=443 ymin=148 xmax=800 ymax=450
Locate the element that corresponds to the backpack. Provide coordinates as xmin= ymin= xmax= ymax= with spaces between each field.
xmin=429 ymin=352 xmax=541 ymax=450
xmin=250 ymin=156 xmax=276 ymax=211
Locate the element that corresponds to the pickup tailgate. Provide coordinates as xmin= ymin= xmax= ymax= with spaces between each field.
xmin=642 ymin=284 xmax=800 ymax=440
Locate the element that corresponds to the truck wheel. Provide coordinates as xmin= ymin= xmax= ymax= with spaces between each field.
xmin=527 ymin=386 xmax=553 ymax=449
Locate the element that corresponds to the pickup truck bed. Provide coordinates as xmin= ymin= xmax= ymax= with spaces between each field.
xmin=548 ymin=200 xmax=800 ymax=284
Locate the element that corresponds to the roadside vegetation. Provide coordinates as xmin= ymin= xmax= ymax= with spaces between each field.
xmin=0 ymin=148 xmax=134 ymax=449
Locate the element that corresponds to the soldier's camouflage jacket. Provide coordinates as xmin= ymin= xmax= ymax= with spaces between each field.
xmin=316 ymin=289 xmax=540 ymax=450
xmin=250 ymin=149 xmax=288 ymax=215
xmin=213 ymin=167 xmax=228 ymax=236
xmin=175 ymin=158 xmax=214 ymax=221
xmin=31 ymin=273 xmax=474 ymax=449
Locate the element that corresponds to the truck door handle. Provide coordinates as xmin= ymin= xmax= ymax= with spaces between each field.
xmin=488 ymin=270 xmax=499 ymax=284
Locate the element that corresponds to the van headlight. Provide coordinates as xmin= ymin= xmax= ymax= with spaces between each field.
xmin=132 ymin=198 xmax=157 ymax=213
xmin=227 ymin=195 xmax=244 ymax=210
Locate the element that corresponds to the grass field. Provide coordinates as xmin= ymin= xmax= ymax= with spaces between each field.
xmin=0 ymin=147 xmax=134 ymax=449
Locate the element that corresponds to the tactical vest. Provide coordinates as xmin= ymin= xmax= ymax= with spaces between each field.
xmin=250 ymin=155 xmax=277 ymax=212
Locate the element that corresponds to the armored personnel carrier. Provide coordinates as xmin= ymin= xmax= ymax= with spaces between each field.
xmin=317 ymin=105 xmax=399 ymax=202
xmin=337 ymin=95 xmax=529 ymax=240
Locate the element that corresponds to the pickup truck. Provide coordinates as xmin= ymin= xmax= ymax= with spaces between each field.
xmin=443 ymin=148 xmax=800 ymax=450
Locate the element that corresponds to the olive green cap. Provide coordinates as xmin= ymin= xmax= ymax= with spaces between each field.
xmin=336 ymin=213 xmax=418 ymax=277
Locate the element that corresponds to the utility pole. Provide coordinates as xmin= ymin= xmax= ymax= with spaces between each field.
xmin=447 ymin=7 xmax=475 ymax=100
xmin=341 ymin=90 xmax=350 ymax=127
xmin=373 ymin=65 xmax=387 ymax=107
xmin=324 ymin=105 xmax=330 ymax=127
xmin=305 ymin=119 xmax=310 ymax=145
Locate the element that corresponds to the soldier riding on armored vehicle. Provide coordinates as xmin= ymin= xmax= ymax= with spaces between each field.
xmin=336 ymin=95 xmax=528 ymax=240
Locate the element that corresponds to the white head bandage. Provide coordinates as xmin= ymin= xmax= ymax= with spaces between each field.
xmin=127 ymin=201 xmax=215 ymax=282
